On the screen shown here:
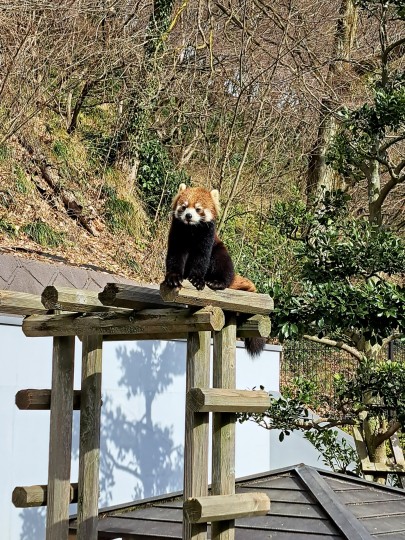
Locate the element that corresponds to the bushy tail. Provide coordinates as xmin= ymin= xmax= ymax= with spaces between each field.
xmin=229 ymin=274 xmax=257 ymax=292
xmin=244 ymin=337 xmax=267 ymax=356
xmin=230 ymin=274 xmax=266 ymax=357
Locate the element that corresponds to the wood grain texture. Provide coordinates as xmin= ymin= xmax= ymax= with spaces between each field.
xmin=0 ymin=290 xmax=46 ymax=315
xmin=15 ymin=389 xmax=82 ymax=410
xmin=99 ymin=282 xmax=185 ymax=310
xmin=77 ymin=335 xmax=103 ymax=540
xmin=160 ymin=281 xmax=273 ymax=315
xmin=184 ymin=493 xmax=270 ymax=523
xmin=46 ymin=336 xmax=75 ymax=540
xmin=212 ymin=316 xmax=237 ymax=540
xmin=42 ymin=286 xmax=124 ymax=313
xmin=183 ymin=331 xmax=211 ymax=540
xmin=187 ymin=388 xmax=270 ymax=413
xmin=12 ymin=483 xmax=78 ymax=508
xmin=23 ymin=307 xmax=225 ymax=337
xmin=236 ymin=315 xmax=271 ymax=337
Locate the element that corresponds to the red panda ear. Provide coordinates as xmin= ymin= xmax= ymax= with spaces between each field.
xmin=172 ymin=184 xmax=187 ymax=209
xmin=210 ymin=189 xmax=220 ymax=215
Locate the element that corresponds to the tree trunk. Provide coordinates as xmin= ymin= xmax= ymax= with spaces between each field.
xmin=307 ymin=0 xmax=358 ymax=202
xmin=368 ymin=156 xmax=382 ymax=225
xmin=114 ymin=0 xmax=176 ymax=174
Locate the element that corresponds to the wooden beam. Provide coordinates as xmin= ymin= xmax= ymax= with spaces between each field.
xmin=0 ymin=290 xmax=46 ymax=316
xmin=236 ymin=315 xmax=271 ymax=337
xmin=212 ymin=316 xmax=237 ymax=540
xmin=77 ymin=335 xmax=103 ymax=540
xmin=99 ymin=282 xmax=185 ymax=310
xmin=390 ymin=433 xmax=405 ymax=488
xmin=102 ymin=332 xmax=188 ymax=341
xmin=23 ymin=307 xmax=225 ymax=337
xmin=362 ymin=463 xmax=405 ymax=473
xmin=183 ymin=332 xmax=211 ymax=540
xmin=102 ymin=315 xmax=268 ymax=341
xmin=352 ymin=426 xmax=375 ymax=482
xmin=187 ymin=388 xmax=270 ymax=413
xmin=15 ymin=389 xmax=82 ymax=410
xmin=46 ymin=336 xmax=75 ymax=540
xmin=42 ymin=286 xmax=126 ymax=313
xmin=183 ymin=493 xmax=270 ymax=523
xmin=160 ymin=281 xmax=273 ymax=315
xmin=12 ymin=483 xmax=78 ymax=508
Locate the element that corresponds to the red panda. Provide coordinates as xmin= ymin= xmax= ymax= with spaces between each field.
xmin=163 ymin=184 xmax=266 ymax=356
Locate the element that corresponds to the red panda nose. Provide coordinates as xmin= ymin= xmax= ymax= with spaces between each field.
xmin=185 ymin=213 xmax=193 ymax=220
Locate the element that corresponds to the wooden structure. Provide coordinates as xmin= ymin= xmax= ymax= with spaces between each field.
xmin=68 ymin=464 xmax=405 ymax=539
xmin=353 ymin=426 xmax=405 ymax=487
xmin=9 ymin=281 xmax=273 ymax=540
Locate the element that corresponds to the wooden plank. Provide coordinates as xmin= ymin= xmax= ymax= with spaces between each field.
xmin=102 ymin=332 xmax=188 ymax=341
xmin=183 ymin=331 xmax=211 ymax=540
xmin=234 ymin=514 xmax=340 ymax=534
xmin=362 ymin=463 xmax=405 ymax=473
xmin=212 ymin=316 xmax=237 ymax=540
xmin=99 ymin=282 xmax=185 ymax=310
xmin=77 ymin=335 xmax=103 ymax=540
xmin=23 ymin=307 xmax=225 ymax=337
xmin=102 ymin=317 xmax=267 ymax=341
xmin=187 ymin=388 xmax=270 ymax=413
xmin=390 ymin=433 xmax=405 ymax=465
xmin=184 ymin=493 xmax=270 ymax=523
xmin=0 ymin=290 xmax=46 ymax=315
xmin=15 ymin=389 xmax=81 ymax=410
xmin=46 ymin=336 xmax=75 ymax=540
xmin=295 ymin=465 xmax=373 ymax=540
xmin=160 ymin=282 xmax=273 ymax=315
xmin=12 ymin=483 xmax=78 ymax=507
xmin=352 ymin=426 xmax=374 ymax=482
xmin=390 ymin=433 xmax=405 ymax=488
xmin=346 ymin=499 xmax=405 ymax=519
xmin=42 ymin=286 xmax=127 ymax=313
xmin=236 ymin=315 xmax=271 ymax=337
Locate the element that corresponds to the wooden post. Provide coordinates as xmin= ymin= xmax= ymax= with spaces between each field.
xmin=183 ymin=331 xmax=211 ymax=540
xmin=46 ymin=336 xmax=75 ymax=540
xmin=211 ymin=316 xmax=237 ymax=540
xmin=77 ymin=335 xmax=103 ymax=540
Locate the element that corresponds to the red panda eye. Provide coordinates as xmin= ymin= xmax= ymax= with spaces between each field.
xmin=196 ymin=208 xmax=201 ymax=213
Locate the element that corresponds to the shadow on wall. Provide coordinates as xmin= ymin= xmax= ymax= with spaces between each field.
xmin=20 ymin=340 xmax=186 ymax=539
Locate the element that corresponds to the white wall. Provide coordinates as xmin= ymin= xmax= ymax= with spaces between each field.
xmin=0 ymin=320 xmax=282 ymax=539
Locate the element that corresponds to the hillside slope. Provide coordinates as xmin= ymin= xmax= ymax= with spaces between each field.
xmin=0 ymin=115 xmax=168 ymax=284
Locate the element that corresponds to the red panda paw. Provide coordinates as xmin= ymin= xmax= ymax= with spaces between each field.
xmin=206 ymin=280 xmax=227 ymax=290
xmin=188 ymin=274 xmax=206 ymax=290
xmin=164 ymin=273 xmax=183 ymax=288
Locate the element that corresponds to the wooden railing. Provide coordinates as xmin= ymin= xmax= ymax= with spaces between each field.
xmin=9 ymin=282 xmax=273 ymax=540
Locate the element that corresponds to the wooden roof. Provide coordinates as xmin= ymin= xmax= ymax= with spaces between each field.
xmin=69 ymin=464 xmax=405 ymax=539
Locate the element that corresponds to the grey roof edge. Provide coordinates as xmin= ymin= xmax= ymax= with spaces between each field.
xmin=295 ymin=464 xmax=373 ymax=540
xmin=70 ymin=463 xmax=405 ymax=523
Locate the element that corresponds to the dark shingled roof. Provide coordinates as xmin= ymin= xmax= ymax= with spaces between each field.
xmin=69 ymin=464 xmax=405 ymax=539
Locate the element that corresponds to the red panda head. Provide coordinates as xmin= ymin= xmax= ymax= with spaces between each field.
xmin=172 ymin=184 xmax=220 ymax=225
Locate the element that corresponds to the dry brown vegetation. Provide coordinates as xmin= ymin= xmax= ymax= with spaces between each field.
xmin=0 ymin=0 xmax=403 ymax=282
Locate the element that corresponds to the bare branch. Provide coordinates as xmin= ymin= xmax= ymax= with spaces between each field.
xmin=303 ymin=335 xmax=364 ymax=362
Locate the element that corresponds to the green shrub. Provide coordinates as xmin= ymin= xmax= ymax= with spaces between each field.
xmin=103 ymin=186 xmax=139 ymax=235
xmin=52 ymin=139 xmax=70 ymax=160
xmin=0 ymin=219 xmax=17 ymax=236
xmin=137 ymin=137 xmax=189 ymax=217
xmin=14 ymin=165 xmax=32 ymax=194
xmin=23 ymin=220 xmax=66 ymax=247
xmin=0 ymin=143 xmax=10 ymax=163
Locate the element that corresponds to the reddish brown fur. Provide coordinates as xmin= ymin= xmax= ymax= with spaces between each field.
xmin=229 ymin=274 xmax=257 ymax=292
xmin=172 ymin=186 xmax=220 ymax=220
